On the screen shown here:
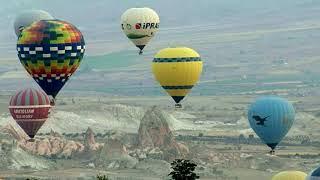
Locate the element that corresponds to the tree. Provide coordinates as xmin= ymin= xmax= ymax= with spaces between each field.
xmin=168 ymin=159 xmax=200 ymax=180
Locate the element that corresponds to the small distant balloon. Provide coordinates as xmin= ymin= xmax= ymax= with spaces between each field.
xmin=14 ymin=10 xmax=54 ymax=37
xmin=248 ymin=96 xmax=295 ymax=153
xmin=121 ymin=7 xmax=160 ymax=55
xmin=9 ymin=88 xmax=51 ymax=140
xmin=272 ymin=171 xmax=307 ymax=180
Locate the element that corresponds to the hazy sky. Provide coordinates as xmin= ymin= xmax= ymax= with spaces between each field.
xmin=0 ymin=0 xmax=319 ymax=57
xmin=1 ymin=0 xmax=320 ymax=94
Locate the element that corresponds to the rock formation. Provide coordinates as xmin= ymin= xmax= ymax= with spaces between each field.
xmin=1 ymin=124 xmax=27 ymax=141
xmin=102 ymin=138 xmax=128 ymax=157
xmin=18 ymin=137 xmax=85 ymax=159
xmin=138 ymin=106 xmax=173 ymax=148
xmin=137 ymin=106 xmax=189 ymax=161
xmin=49 ymin=129 xmax=62 ymax=138
xmin=96 ymin=137 xmax=137 ymax=169
xmin=2 ymin=125 xmax=102 ymax=159
xmin=84 ymin=127 xmax=102 ymax=151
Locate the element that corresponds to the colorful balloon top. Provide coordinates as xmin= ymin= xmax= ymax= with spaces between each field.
xmin=17 ymin=20 xmax=84 ymax=45
xmin=9 ymin=88 xmax=50 ymax=107
xmin=16 ymin=20 xmax=85 ymax=98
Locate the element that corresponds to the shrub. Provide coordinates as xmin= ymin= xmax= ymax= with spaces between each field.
xmin=168 ymin=159 xmax=199 ymax=180
xmin=96 ymin=174 xmax=109 ymax=180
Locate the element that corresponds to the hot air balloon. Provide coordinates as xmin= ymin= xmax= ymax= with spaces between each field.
xmin=306 ymin=166 xmax=320 ymax=180
xmin=248 ymin=96 xmax=295 ymax=154
xmin=121 ymin=7 xmax=160 ymax=55
xmin=272 ymin=171 xmax=307 ymax=180
xmin=14 ymin=10 xmax=54 ymax=37
xmin=17 ymin=20 xmax=85 ymax=105
xmin=152 ymin=47 xmax=203 ymax=108
xmin=9 ymin=88 xmax=51 ymax=141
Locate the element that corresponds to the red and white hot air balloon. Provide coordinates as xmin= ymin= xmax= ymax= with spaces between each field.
xmin=8 ymin=88 xmax=51 ymax=140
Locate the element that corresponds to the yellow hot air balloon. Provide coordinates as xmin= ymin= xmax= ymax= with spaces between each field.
xmin=152 ymin=47 xmax=203 ymax=108
xmin=121 ymin=7 xmax=160 ymax=55
xmin=271 ymin=171 xmax=307 ymax=180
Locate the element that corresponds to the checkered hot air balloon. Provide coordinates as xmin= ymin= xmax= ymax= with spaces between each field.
xmin=16 ymin=20 xmax=85 ymax=103
xmin=9 ymin=88 xmax=51 ymax=140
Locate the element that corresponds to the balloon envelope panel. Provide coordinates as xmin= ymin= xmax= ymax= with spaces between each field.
xmin=17 ymin=20 xmax=85 ymax=98
xmin=248 ymin=96 xmax=295 ymax=149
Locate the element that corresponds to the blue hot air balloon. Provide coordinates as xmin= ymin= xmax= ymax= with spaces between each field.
xmin=248 ymin=96 xmax=295 ymax=154
xmin=306 ymin=166 xmax=320 ymax=180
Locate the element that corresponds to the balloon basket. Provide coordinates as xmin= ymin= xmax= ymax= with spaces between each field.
xmin=175 ymin=104 xmax=182 ymax=109
xmin=50 ymin=98 xmax=55 ymax=106
xmin=27 ymin=138 xmax=35 ymax=142
xmin=269 ymin=150 xmax=275 ymax=155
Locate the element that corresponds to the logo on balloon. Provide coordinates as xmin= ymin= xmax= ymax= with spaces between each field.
xmin=135 ymin=23 xmax=159 ymax=29
xmin=135 ymin=23 xmax=141 ymax=29
xmin=252 ymin=115 xmax=270 ymax=127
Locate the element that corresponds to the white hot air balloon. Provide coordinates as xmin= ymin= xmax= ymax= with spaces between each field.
xmin=14 ymin=10 xmax=54 ymax=37
xmin=121 ymin=7 xmax=160 ymax=55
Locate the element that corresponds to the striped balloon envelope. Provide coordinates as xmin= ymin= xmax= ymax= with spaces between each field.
xmin=152 ymin=47 xmax=203 ymax=108
xmin=9 ymin=88 xmax=51 ymax=140
xmin=17 ymin=20 xmax=85 ymax=101
xmin=248 ymin=96 xmax=295 ymax=153
xmin=306 ymin=166 xmax=320 ymax=180
xmin=272 ymin=171 xmax=307 ymax=180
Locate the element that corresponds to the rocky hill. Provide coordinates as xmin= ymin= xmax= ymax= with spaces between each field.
xmin=2 ymin=125 xmax=103 ymax=159
xmin=136 ymin=106 xmax=189 ymax=161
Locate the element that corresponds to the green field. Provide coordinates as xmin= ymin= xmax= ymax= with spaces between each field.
xmin=81 ymin=50 xmax=145 ymax=71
